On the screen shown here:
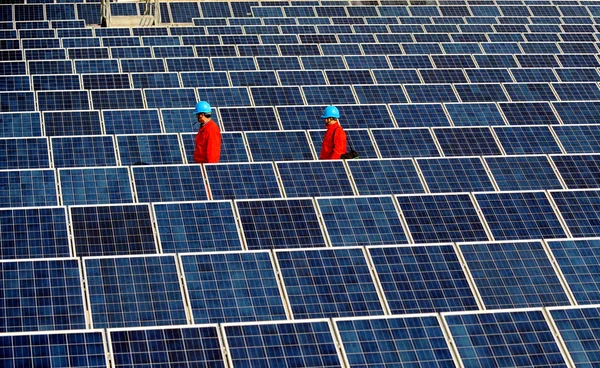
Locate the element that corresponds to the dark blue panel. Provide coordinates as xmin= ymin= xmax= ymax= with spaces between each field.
xmin=431 ymin=54 xmax=476 ymax=68
xmin=445 ymin=310 xmax=567 ymax=368
xmin=485 ymin=155 xmax=564 ymax=191
xmin=133 ymin=165 xmax=208 ymax=203
xmin=51 ymin=136 xmax=117 ymax=168
xmin=494 ymin=125 xmax=562 ymax=154
xmin=551 ymin=154 xmax=600 ymax=189
xmin=220 ymin=107 xmax=279 ymax=132
xmin=420 ymin=69 xmax=467 ymax=84
xmin=278 ymin=70 xmax=326 ymax=86
xmin=277 ymin=160 xmax=354 ymax=197
xmin=347 ymin=158 xmax=425 ymax=195
xmin=434 ymin=127 xmax=503 ymax=156
xmin=418 ymin=157 xmax=495 ymax=193
xmin=117 ymin=134 xmax=183 ymax=165
xmin=0 ymin=258 xmax=85 ymax=332
xmin=59 ymin=167 xmax=133 ymax=206
xmin=181 ymin=251 xmax=287 ymax=323
xmin=154 ymin=201 xmax=242 ymax=253
xmin=165 ymin=57 xmax=210 ymax=72
xmin=372 ymin=69 xmax=420 ymax=84
xmin=0 ymin=137 xmax=49 ymax=169
xmin=303 ymin=85 xmax=357 ymax=105
xmin=300 ymin=55 xmax=346 ymax=70
xmin=396 ymin=193 xmax=489 ymax=244
xmin=144 ymin=88 xmax=197 ymax=109
xmin=553 ymin=82 xmax=600 ymax=101
xmin=552 ymin=101 xmax=600 ymax=124
xmin=131 ymin=72 xmax=180 ymax=89
xmin=460 ymin=241 xmax=570 ymax=308
xmin=550 ymin=189 xmax=600 ymax=237
xmin=0 ymin=91 xmax=35 ymax=112
xmin=317 ymin=196 xmax=408 ymax=246
xmin=553 ymin=124 xmax=600 ymax=153
xmin=475 ymin=191 xmax=567 ymax=240
xmin=388 ymin=55 xmax=433 ymax=69
xmin=33 ymin=75 xmax=82 ymax=91
xmin=205 ymin=162 xmax=282 ymax=200
xmin=181 ymin=71 xmax=229 ymax=88
xmin=372 ymin=128 xmax=440 ymax=158
xmin=43 ymin=110 xmax=102 ymax=136
xmin=473 ymin=54 xmax=518 ymax=68
xmin=555 ymin=68 xmax=600 ymax=82
xmin=84 ymin=255 xmax=187 ymax=328
xmin=276 ymin=247 xmax=384 ymax=318
xmin=38 ymin=90 xmax=89 ymax=111
xmin=404 ymin=84 xmax=458 ymax=103
xmin=246 ymin=131 xmax=314 ymax=161
xmin=90 ymin=89 xmax=144 ymax=110
xmin=74 ymin=59 xmax=120 ymax=74
xmin=353 ymin=84 xmax=407 ymax=104
xmin=445 ymin=102 xmax=506 ymax=126
xmin=82 ymin=74 xmax=130 ymax=90
xmin=369 ymin=245 xmax=478 ymax=314
xmin=0 ymin=169 xmax=57 ymax=207
xmin=229 ymin=71 xmax=278 ymax=87
xmin=236 ymin=198 xmax=326 ymax=250
xmin=103 ymin=109 xmax=162 ymax=135
xmin=510 ymin=68 xmax=558 ymax=82
xmin=197 ymin=87 xmax=251 ymax=107
xmin=550 ymin=306 xmax=600 ymax=367
xmin=256 ymin=56 xmax=301 ymax=70
xmin=455 ymin=83 xmax=508 ymax=102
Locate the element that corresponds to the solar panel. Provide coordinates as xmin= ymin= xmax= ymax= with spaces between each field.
xmin=58 ymin=166 xmax=132 ymax=206
xmin=109 ymin=325 xmax=225 ymax=367
xmin=31 ymin=74 xmax=80 ymax=91
xmin=503 ymin=82 xmax=558 ymax=102
xmin=316 ymin=196 xmax=408 ymax=247
xmin=442 ymin=42 xmax=484 ymax=55
xmin=218 ymin=106 xmax=278 ymax=132
xmin=552 ymin=124 xmax=600 ymax=153
xmin=130 ymin=72 xmax=180 ymax=89
xmin=548 ymin=189 xmax=600 ymax=237
xmin=352 ymin=84 xmax=408 ymax=105
xmin=0 ymin=258 xmax=86 ymax=332
xmin=0 ymin=137 xmax=48 ymax=170
xmin=103 ymin=109 xmax=162 ymax=135
xmin=37 ymin=90 xmax=90 ymax=111
xmin=205 ymin=162 xmax=282 ymax=200
xmin=43 ymin=110 xmax=102 ymax=137
xmin=277 ymin=160 xmax=354 ymax=198
xmin=277 ymin=70 xmax=326 ymax=86
xmin=371 ymin=128 xmax=440 ymax=158
xmin=81 ymin=73 xmax=130 ymax=90
xmin=548 ymin=306 xmax=600 ymax=368
xmin=110 ymin=46 xmax=152 ymax=59
xmin=443 ymin=310 xmax=568 ymax=367
xmin=557 ymin=54 xmax=600 ymax=68
xmin=90 ymin=89 xmax=144 ymax=110
xmin=553 ymin=82 xmax=600 ymax=101
xmin=116 ymin=134 xmax=184 ymax=165
xmin=0 ymin=169 xmax=58 ymax=207
xmin=197 ymin=86 xmax=251 ymax=107
xmin=235 ymin=198 xmax=327 ymax=250
xmin=434 ymin=127 xmax=503 ymax=156
xmin=418 ymin=156 xmax=496 ymax=193
xmin=493 ymin=125 xmax=563 ymax=155
xmin=509 ymin=68 xmax=558 ymax=83
xmin=83 ymin=254 xmax=188 ymax=328
xmin=153 ymin=200 xmax=242 ymax=253
xmin=346 ymin=158 xmax=425 ymax=195
xmin=371 ymin=69 xmax=420 ymax=85
xmin=180 ymin=71 xmax=229 ymax=88
xmin=555 ymin=67 xmax=600 ymax=82
xmin=474 ymin=54 xmax=519 ymax=68
xmin=445 ymin=102 xmax=506 ymax=127
xmin=229 ymin=71 xmax=278 ymax=87
xmin=308 ymin=128 xmax=377 ymax=160
xmin=51 ymin=135 xmax=117 ymax=168
xmin=165 ymin=57 xmax=210 ymax=72
xmin=0 ymin=112 xmax=41 ymax=138
xmin=0 ymin=330 xmax=108 ymax=368
xmin=552 ymin=101 xmax=600 ymax=124
xmin=389 ymin=103 xmax=450 ymax=128
xmin=256 ymin=56 xmax=301 ymax=70
xmin=180 ymin=251 xmax=287 ymax=323
xmin=302 ymin=85 xmax=356 ymax=105
xmin=152 ymin=45 xmax=195 ymax=59
xmin=246 ymin=130 xmax=314 ymax=161
xmin=222 ymin=320 xmax=342 ymax=367
xmin=131 ymin=164 xmax=207 ymax=203
xmin=396 ymin=193 xmax=490 ymax=244
xmin=551 ymin=154 xmax=600 ymax=189
xmin=403 ymin=84 xmax=459 ymax=103
xmin=485 ymin=154 xmax=563 ymax=191
xmin=275 ymin=247 xmax=385 ymax=318
xmin=144 ymin=88 xmax=196 ymax=109
xmin=419 ymin=69 xmax=467 ymax=84
xmin=454 ymin=83 xmax=509 ymax=102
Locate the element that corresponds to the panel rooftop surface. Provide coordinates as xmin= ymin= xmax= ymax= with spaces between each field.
xmin=5 ymin=0 xmax=600 ymax=366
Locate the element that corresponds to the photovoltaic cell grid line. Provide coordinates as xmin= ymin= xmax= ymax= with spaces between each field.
xmin=444 ymin=310 xmax=568 ymax=368
xmin=275 ymin=247 xmax=385 ymax=319
xmin=84 ymin=255 xmax=188 ymax=329
xmin=0 ymin=258 xmax=86 ymax=332
xmin=335 ymin=315 xmax=457 ymax=368
xmin=180 ymin=251 xmax=287 ymax=323
xmin=459 ymin=241 xmax=571 ymax=309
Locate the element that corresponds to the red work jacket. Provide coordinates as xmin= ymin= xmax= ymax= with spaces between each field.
xmin=320 ymin=122 xmax=347 ymax=160
xmin=194 ymin=119 xmax=221 ymax=163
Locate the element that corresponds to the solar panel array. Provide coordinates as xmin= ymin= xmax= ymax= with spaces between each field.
xmin=3 ymin=0 xmax=600 ymax=366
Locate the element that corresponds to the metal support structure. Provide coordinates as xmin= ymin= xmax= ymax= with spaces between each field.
xmin=100 ymin=0 xmax=161 ymax=27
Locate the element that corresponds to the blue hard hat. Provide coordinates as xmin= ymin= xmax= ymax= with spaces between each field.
xmin=194 ymin=101 xmax=211 ymax=114
xmin=320 ymin=105 xmax=340 ymax=119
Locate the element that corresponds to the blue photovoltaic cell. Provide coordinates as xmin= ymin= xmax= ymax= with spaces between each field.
xmin=371 ymin=128 xmax=440 ymax=158
xmin=460 ymin=241 xmax=570 ymax=309
xmin=103 ymin=109 xmax=162 ymax=135
xmin=549 ymin=306 xmax=600 ymax=368
xmin=117 ymin=134 xmax=183 ymax=165
xmin=197 ymin=87 xmax=251 ymax=107
xmin=154 ymin=201 xmax=242 ymax=253
xmin=454 ymin=83 xmax=509 ymax=102
xmin=498 ymin=102 xmax=560 ymax=125
xmin=347 ymin=159 xmax=425 ymax=195
xmin=276 ymin=247 xmax=385 ymax=318
xmin=404 ymin=84 xmax=459 ymax=103
xmin=396 ymin=193 xmax=489 ymax=244
xmin=553 ymin=82 xmax=600 ymax=101
xmin=435 ymin=127 xmax=503 ymax=156
xmin=550 ymin=189 xmax=600 ymax=237
xmin=494 ymin=126 xmax=563 ymax=155
xmin=70 ymin=204 xmax=157 ymax=257
xmin=317 ymin=196 xmax=408 ymax=247
xmin=219 ymin=107 xmax=279 ymax=132
xmin=277 ymin=160 xmax=354 ymax=198
xmin=484 ymin=155 xmax=564 ymax=191
xmin=445 ymin=102 xmax=506 ymax=127
xmin=552 ymin=101 xmax=600 ymax=125
xmin=551 ymin=154 xmax=600 ymax=189
xmin=229 ymin=71 xmax=278 ymax=87
xmin=353 ymin=84 xmax=407 ymax=104
xmin=0 ymin=169 xmax=58 ymax=207
xmin=51 ymin=136 xmax=117 ymax=168
xmin=43 ymin=110 xmax=102 ymax=137
xmin=246 ymin=131 xmax=314 ymax=162
xmin=475 ymin=191 xmax=568 ymax=240
xmin=503 ymin=82 xmax=558 ymax=102
xmin=0 ymin=258 xmax=86 ymax=332
xmin=0 ymin=137 xmax=49 ymax=169
xmin=109 ymin=326 xmax=225 ymax=368
xmin=390 ymin=103 xmax=451 ymax=127
xmin=0 ymin=330 xmax=107 ymax=368
xmin=444 ymin=310 xmax=568 ymax=368
xmin=335 ymin=315 xmax=456 ymax=368
xmin=548 ymin=239 xmax=600 ymax=304
xmin=224 ymin=320 xmax=342 ymax=368
xmin=84 ymin=255 xmax=187 ymax=328
xmin=0 ymin=112 xmax=42 ymax=138
xmin=417 ymin=157 xmax=496 ymax=193
xmin=0 ymin=207 xmax=71 ymax=260
xmin=90 ymin=89 xmax=144 ymax=110
xmin=181 ymin=251 xmax=287 ymax=323
xmin=206 ymin=163 xmax=282 ymax=200
xmin=369 ymin=244 xmax=478 ymax=314
xmin=59 ymin=167 xmax=134 ymax=206
xmin=132 ymin=165 xmax=208 ymax=203
xmin=303 ymin=85 xmax=357 ymax=105
xmin=553 ymin=125 xmax=600 ymax=153
xmin=144 ymin=88 xmax=197 ymax=109
xmin=37 ymin=90 xmax=89 ymax=111
xmin=235 ymin=198 xmax=327 ymax=250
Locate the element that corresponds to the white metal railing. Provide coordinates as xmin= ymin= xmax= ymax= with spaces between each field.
xmin=100 ymin=0 xmax=161 ymax=27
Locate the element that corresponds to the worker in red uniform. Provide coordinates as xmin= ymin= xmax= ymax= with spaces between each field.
xmin=193 ymin=101 xmax=221 ymax=164
xmin=319 ymin=105 xmax=347 ymax=160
